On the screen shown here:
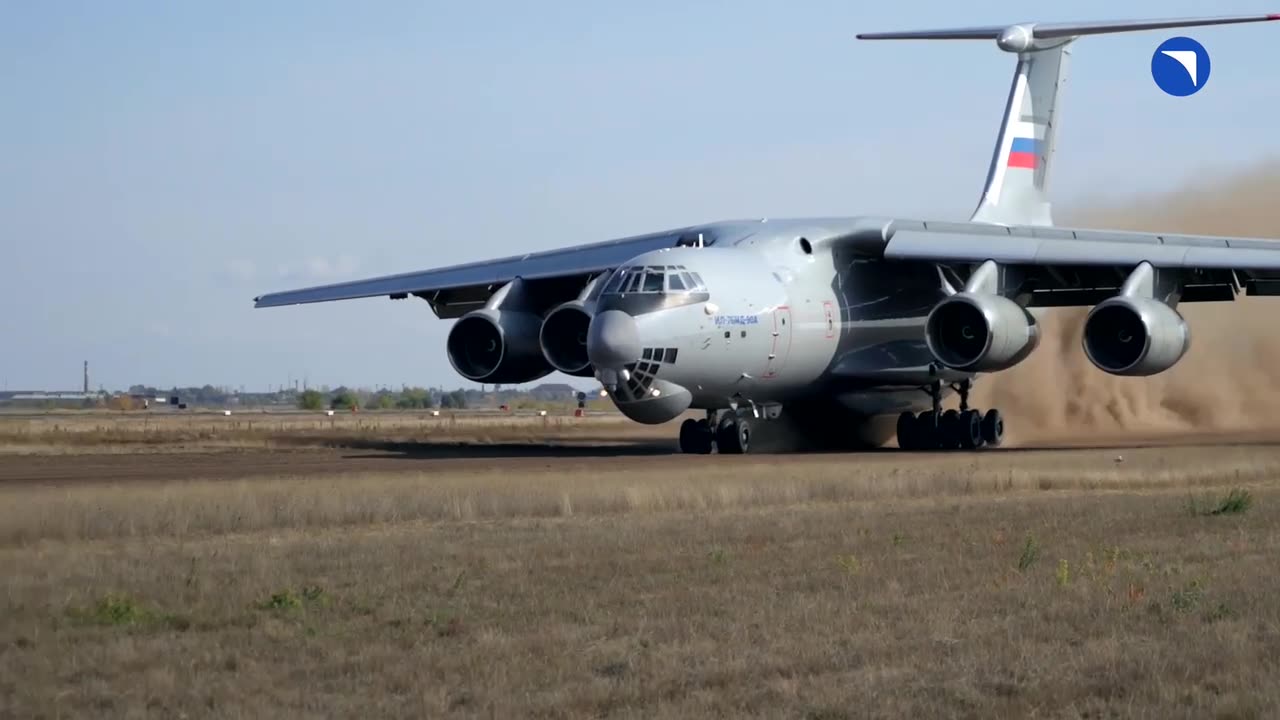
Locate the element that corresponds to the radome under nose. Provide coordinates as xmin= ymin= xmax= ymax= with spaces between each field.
xmin=587 ymin=310 xmax=641 ymax=370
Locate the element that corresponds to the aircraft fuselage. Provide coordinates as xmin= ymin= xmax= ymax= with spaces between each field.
xmin=586 ymin=220 xmax=963 ymax=427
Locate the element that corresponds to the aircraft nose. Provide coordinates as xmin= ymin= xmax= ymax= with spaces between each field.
xmin=587 ymin=310 xmax=641 ymax=370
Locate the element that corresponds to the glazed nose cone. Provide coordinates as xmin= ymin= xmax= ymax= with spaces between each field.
xmin=587 ymin=310 xmax=641 ymax=370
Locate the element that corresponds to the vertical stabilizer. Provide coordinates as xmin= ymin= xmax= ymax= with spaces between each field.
xmin=856 ymin=13 xmax=1280 ymax=227
xmin=970 ymin=43 xmax=1071 ymax=226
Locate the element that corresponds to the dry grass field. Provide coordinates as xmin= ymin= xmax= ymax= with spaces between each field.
xmin=0 ymin=409 xmax=657 ymax=456
xmin=2 ymin=411 xmax=1280 ymax=718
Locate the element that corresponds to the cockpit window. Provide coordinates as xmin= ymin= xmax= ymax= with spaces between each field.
xmin=603 ymin=270 xmax=628 ymax=294
xmin=602 ymin=264 xmax=704 ymax=296
xmin=643 ymin=270 xmax=664 ymax=292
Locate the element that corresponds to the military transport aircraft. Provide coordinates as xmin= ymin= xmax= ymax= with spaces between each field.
xmin=255 ymin=13 xmax=1280 ymax=454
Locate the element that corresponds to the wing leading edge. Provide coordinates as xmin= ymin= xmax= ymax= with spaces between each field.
xmin=252 ymin=223 xmax=753 ymax=311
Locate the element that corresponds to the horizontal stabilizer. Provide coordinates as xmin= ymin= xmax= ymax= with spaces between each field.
xmin=856 ymin=14 xmax=1280 ymax=43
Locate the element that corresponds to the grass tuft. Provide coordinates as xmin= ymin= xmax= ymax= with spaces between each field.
xmin=1185 ymin=488 xmax=1254 ymax=517
xmin=69 ymin=594 xmax=148 ymax=626
xmin=257 ymin=585 xmax=327 ymax=613
xmin=1017 ymin=534 xmax=1040 ymax=572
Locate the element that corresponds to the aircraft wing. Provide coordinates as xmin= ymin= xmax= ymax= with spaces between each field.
xmin=252 ymin=223 xmax=753 ymax=318
xmin=871 ymin=219 xmax=1280 ymax=304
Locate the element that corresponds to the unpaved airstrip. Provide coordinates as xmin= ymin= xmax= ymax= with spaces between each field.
xmin=2 ymin=413 xmax=1280 ymax=717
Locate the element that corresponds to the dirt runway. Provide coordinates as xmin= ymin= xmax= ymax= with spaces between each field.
xmin=4 ymin=429 xmax=1280 ymax=486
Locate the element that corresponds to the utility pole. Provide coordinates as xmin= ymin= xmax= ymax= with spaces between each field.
xmin=83 ymin=361 xmax=89 ymax=394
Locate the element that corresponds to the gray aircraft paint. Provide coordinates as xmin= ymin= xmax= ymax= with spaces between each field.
xmin=253 ymin=13 xmax=1280 ymax=445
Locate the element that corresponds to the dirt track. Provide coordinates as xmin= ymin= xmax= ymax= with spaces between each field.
xmin=5 ymin=430 xmax=1280 ymax=486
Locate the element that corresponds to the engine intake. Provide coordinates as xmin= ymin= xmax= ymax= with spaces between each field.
xmin=539 ymin=301 xmax=594 ymax=377
xmin=925 ymin=292 xmax=1040 ymax=372
xmin=446 ymin=309 xmax=552 ymax=384
xmin=1082 ymin=296 xmax=1189 ymax=376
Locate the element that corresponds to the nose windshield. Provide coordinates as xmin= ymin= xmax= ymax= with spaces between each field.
xmin=602 ymin=265 xmax=707 ymax=296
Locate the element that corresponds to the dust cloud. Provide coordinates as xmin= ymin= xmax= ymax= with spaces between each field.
xmin=969 ymin=162 xmax=1280 ymax=442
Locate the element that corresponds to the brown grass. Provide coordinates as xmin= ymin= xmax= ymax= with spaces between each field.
xmin=2 ymin=445 xmax=1280 ymax=717
xmin=0 ymin=411 xmax=657 ymax=455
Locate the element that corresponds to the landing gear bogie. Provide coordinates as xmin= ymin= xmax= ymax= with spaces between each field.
xmin=897 ymin=377 xmax=1005 ymax=452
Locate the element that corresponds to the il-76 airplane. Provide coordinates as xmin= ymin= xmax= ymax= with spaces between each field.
xmin=256 ymin=13 xmax=1280 ymax=454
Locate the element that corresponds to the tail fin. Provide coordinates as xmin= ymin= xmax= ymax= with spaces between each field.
xmin=970 ymin=43 xmax=1069 ymax=226
xmin=858 ymin=13 xmax=1280 ymax=227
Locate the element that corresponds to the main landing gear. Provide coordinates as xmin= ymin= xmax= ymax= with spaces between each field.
xmin=897 ymin=379 xmax=1004 ymax=451
xmin=679 ymin=408 xmax=754 ymax=454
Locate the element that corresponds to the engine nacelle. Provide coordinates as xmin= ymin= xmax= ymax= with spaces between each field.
xmin=925 ymin=292 xmax=1040 ymax=372
xmin=446 ymin=309 xmax=552 ymax=384
xmin=539 ymin=301 xmax=594 ymax=377
xmin=1082 ymin=296 xmax=1189 ymax=376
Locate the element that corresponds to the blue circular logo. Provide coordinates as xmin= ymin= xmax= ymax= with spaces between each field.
xmin=1151 ymin=36 xmax=1210 ymax=96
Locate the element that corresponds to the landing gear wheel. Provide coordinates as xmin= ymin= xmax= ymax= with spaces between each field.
xmin=679 ymin=418 xmax=714 ymax=454
xmin=939 ymin=409 xmax=961 ymax=450
xmin=958 ymin=409 xmax=985 ymax=450
xmin=716 ymin=413 xmax=750 ymax=454
xmin=916 ymin=410 xmax=939 ymax=450
xmin=981 ymin=409 xmax=1004 ymax=447
xmin=896 ymin=412 xmax=918 ymax=451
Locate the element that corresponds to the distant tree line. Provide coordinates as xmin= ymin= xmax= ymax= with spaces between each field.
xmin=295 ymin=386 xmax=470 ymax=411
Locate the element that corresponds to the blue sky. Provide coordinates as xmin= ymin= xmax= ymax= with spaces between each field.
xmin=4 ymin=0 xmax=1280 ymax=391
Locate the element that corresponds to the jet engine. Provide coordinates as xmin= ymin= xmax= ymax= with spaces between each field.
xmin=1082 ymin=296 xmax=1189 ymax=376
xmin=925 ymin=292 xmax=1040 ymax=372
xmin=446 ymin=309 xmax=552 ymax=384
xmin=539 ymin=301 xmax=594 ymax=377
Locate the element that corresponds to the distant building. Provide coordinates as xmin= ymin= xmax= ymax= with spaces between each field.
xmin=0 ymin=391 xmax=101 ymax=408
xmin=0 ymin=391 xmax=97 ymax=401
xmin=529 ymin=383 xmax=581 ymax=401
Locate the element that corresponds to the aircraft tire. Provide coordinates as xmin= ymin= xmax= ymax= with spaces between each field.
xmin=716 ymin=413 xmax=749 ymax=454
xmin=916 ymin=411 xmax=939 ymax=450
xmin=939 ymin=409 xmax=962 ymax=450
xmin=981 ymin=409 xmax=1004 ymax=447
xmin=959 ymin=409 xmax=985 ymax=450
xmin=679 ymin=418 xmax=714 ymax=454
xmin=896 ymin=412 xmax=918 ymax=451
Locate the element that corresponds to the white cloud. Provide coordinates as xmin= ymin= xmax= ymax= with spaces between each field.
xmin=275 ymin=254 xmax=361 ymax=281
xmin=225 ymin=259 xmax=258 ymax=282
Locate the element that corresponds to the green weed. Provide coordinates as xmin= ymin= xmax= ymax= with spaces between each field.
xmin=1017 ymin=534 xmax=1039 ymax=572
xmin=1170 ymin=580 xmax=1206 ymax=613
xmin=258 ymin=584 xmax=328 ymax=612
xmin=1185 ymin=488 xmax=1253 ymax=517
xmin=836 ymin=554 xmax=862 ymax=576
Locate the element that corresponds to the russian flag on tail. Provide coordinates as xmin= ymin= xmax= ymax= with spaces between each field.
xmin=1007 ymin=137 xmax=1038 ymax=169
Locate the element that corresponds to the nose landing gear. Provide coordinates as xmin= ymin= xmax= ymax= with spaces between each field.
xmin=678 ymin=417 xmax=715 ymax=454
xmin=897 ymin=378 xmax=1004 ymax=451
xmin=678 ymin=408 xmax=757 ymax=454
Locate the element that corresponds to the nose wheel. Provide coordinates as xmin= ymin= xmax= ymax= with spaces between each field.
xmin=679 ymin=410 xmax=754 ymax=454
xmin=678 ymin=418 xmax=715 ymax=454
xmin=897 ymin=379 xmax=1004 ymax=451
